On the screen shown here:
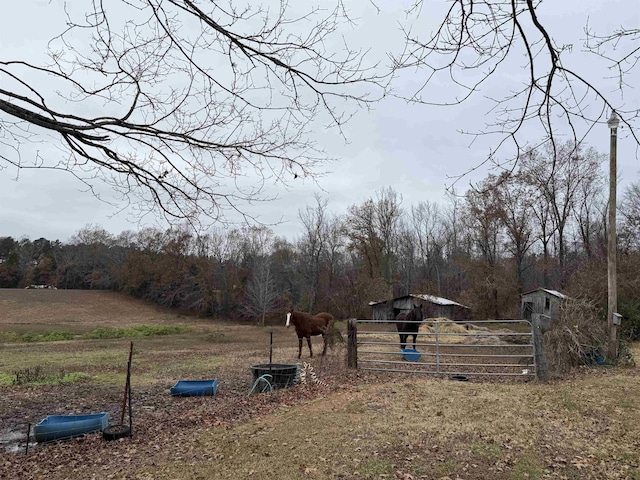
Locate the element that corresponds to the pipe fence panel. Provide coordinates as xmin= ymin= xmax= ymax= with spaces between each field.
xmin=352 ymin=319 xmax=536 ymax=379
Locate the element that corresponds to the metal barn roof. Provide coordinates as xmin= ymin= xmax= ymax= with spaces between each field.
xmin=369 ymin=293 xmax=470 ymax=309
xmin=521 ymin=288 xmax=569 ymax=300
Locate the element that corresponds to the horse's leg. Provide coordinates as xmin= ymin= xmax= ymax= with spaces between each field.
xmin=307 ymin=336 xmax=313 ymax=357
xmin=298 ymin=336 xmax=303 ymax=359
xmin=399 ymin=333 xmax=407 ymax=350
xmin=321 ymin=334 xmax=328 ymax=356
xmin=412 ymin=333 xmax=417 ymax=350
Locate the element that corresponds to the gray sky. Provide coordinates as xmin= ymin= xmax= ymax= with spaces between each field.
xmin=1 ymin=0 xmax=638 ymax=242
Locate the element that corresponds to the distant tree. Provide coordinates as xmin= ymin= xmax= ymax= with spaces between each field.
xmin=410 ymin=201 xmax=445 ymax=293
xmin=520 ymin=142 xmax=604 ymax=283
xmin=0 ymin=237 xmax=17 ymax=261
xmin=242 ymin=258 xmax=280 ymax=325
xmin=463 ymin=178 xmax=505 ymax=317
xmin=297 ymin=194 xmax=329 ymax=311
xmin=492 ymin=172 xmax=537 ymax=291
xmin=619 ymin=182 xmax=640 ymax=252
xmin=345 ymin=199 xmax=383 ymax=280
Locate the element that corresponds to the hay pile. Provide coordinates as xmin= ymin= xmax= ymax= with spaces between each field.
xmin=418 ymin=318 xmax=523 ymax=345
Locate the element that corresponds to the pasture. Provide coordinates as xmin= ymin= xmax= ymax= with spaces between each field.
xmin=0 ymin=289 xmax=639 ymax=479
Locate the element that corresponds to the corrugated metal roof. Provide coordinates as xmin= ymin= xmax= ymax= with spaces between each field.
xmin=521 ymin=287 xmax=569 ymax=300
xmin=369 ymin=294 xmax=470 ymax=309
xmin=409 ymin=293 xmax=468 ymax=308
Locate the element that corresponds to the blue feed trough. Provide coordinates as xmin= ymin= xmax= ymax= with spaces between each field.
xmin=34 ymin=413 xmax=109 ymax=443
xmin=170 ymin=379 xmax=218 ymax=397
xmin=401 ymin=348 xmax=421 ymax=362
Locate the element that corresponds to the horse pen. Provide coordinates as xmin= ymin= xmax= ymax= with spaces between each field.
xmin=347 ymin=316 xmax=540 ymax=380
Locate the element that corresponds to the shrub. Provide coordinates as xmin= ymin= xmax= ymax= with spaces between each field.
xmin=0 ymin=331 xmax=20 ymax=343
xmin=4 ymin=330 xmax=75 ymax=343
xmin=12 ymin=367 xmax=89 ymax=386
xmin=544 ymin=297 xmax=607 ymax=375
xmin=84 ymin=324 xmax=190 ymax=339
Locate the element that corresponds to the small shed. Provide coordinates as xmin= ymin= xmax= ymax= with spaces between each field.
xmin=369 ymin=293 xmax=471 ymax=322
xmin=521 ymin=288 xmax=568 ymax=321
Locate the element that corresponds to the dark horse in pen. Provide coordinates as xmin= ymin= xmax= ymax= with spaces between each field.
xmin=396 ymin=303 xmax=424 ymax=350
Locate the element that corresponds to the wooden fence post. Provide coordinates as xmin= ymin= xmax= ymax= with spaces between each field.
xmin=531 ymin=314 xmax=548 ymax=380
xmin=347 ymin=318 xmax=357 ymax=369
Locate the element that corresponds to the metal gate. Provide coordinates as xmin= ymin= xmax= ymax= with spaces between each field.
xmin=349 ymin=319 xmax=537 ymax=379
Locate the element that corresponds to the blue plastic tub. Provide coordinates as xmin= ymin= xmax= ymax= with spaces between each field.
xmin=34 ymin=413 xmax=109 ymax=443
xmin=401 ymin=348 xmax=421 ymax=362
xmin=170 ymin=379 xmax=218 ymax=397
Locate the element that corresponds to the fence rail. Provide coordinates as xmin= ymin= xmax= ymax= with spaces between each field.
xmin=347 ymin=319 xmax=538 ymax=379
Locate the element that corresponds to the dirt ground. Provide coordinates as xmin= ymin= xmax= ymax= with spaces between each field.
xmin=1 ymin=290 xmax=639 ymax=480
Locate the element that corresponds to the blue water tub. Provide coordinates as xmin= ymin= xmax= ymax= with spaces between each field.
xmin=170 ymin=379 xmax=219 ymax=397
xmin=34 ymin=413 xmax=109 ymax=443
xmin=401 ymin=348 xmax=421 ymax=362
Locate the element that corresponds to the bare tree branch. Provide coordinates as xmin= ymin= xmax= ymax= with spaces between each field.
xmin=1 ymin=0 xmax=388 ymax=229
xmin=391 ymin=0 xmax=639 ymax=184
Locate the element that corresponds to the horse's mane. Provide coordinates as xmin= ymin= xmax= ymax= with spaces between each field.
xmin=405 ymin=305 xmax=423 ymax=322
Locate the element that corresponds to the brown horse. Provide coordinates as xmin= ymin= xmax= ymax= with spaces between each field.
xmin=286 ymin=309 xmax=334 ymax=358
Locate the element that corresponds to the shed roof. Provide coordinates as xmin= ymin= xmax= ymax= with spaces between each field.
xmin=369 ymin=293 xmax=470 ymax=309
xmin=521 ymin=288 xmax=569 ymax=300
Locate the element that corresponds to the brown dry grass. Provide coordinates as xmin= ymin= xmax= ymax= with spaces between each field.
xmin=1 ymin=290 xmax=639 ymax=480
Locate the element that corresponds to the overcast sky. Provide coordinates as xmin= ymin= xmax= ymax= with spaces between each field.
xmin=1 ymin=0 xmax=638 ymax=243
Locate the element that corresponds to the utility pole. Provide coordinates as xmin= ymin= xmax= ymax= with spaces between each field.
xmin=607 ymin=111 xmax=620 ymax=359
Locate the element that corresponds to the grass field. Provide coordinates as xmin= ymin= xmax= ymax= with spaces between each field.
xmin=1 ymin=289 xmax=639 ymax=479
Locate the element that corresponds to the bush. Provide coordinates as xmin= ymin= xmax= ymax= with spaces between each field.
xmin=23 ymin=330 xmax=74 ymax=342
xmin=12 ymin=367 xmax=89 ymax=386
xmin=544 ymin=297 xmax=608 ymax=375
xmin=0 ymin=331 xmax=20 ymax=343
xmin=84 ymin=324 xmax=190 ymax=339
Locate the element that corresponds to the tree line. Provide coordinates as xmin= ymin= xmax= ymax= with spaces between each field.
xmin=2 ymin=141 xmax=640 ymax=330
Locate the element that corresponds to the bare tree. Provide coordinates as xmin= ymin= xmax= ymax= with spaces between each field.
xmin=297 ymin=193 xmax=329 ymax=311
xmin=373 ymin=187 xmax=403 ymax=283
xmin=345 ymin=199 xmax=383 ymax=279
xmin=411 ymin=200 xmax=445 ymax=292
xmin=1 ymin=1 xmax=387 ymax=227
xmin=520 ymin=142 xmax=604 ymax=280
xmin=242 ymin=257 xmax=280 ymax=325
xmin=492 ymin=172 xmax=537 ymax=291
xmin=619 ymin=182 xmax=640 ymax=252
xmin=392 ymin=0 xmax=639 ymax=175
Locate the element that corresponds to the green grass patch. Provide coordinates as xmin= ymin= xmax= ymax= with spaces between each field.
xmin=12 ymin=366 xmax=90 ymax=386
xmin=429 ymin=460 xmax=456 ymax=477
xmin=471 ymin=441 xmax=502 ymax=461
xmin=0 ymin=331 xmax=20 ymax=343
xmin=510 ymin=457 xmax=545 ymax=480
xmin=0 ymin=372 xmax=14 ymax=385
xmin=561 ymin=392 xmax=580 ymax=412
xmin=358 ymin=458 xmax=394 ymax=477
xmin=0 ymin=329 xmax=74 ymax=343
xmin=84 ymin=324 xmax=191 ymax=339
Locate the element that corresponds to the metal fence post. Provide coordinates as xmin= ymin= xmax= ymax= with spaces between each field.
xmin=347 ymin=318 xmax=358 ymax=369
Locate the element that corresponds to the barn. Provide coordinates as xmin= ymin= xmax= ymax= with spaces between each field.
xmin=369 ymin=293 xmax=471 ymax=322
xmin=521 ymin=288 xmax=569 ymax=322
